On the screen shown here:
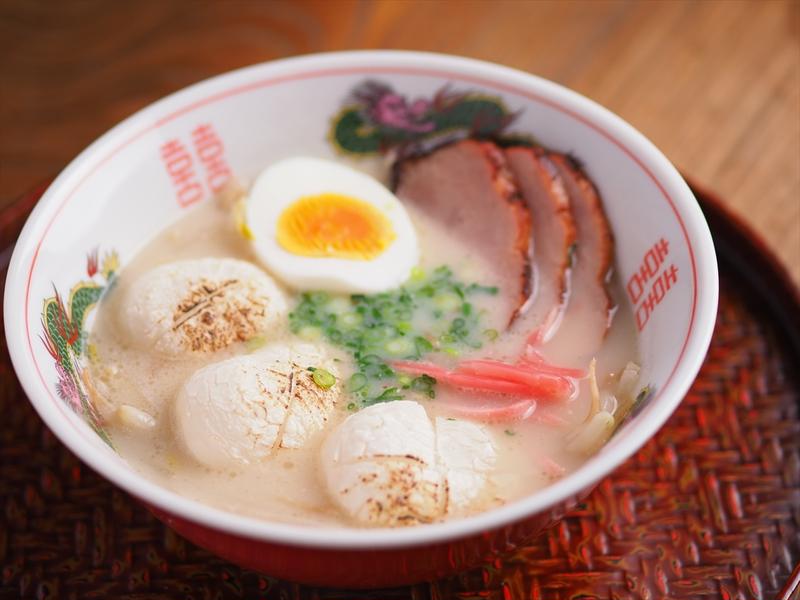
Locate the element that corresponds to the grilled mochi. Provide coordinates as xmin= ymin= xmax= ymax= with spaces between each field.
xmin=321 ymin=400 xmax=496 ymax=526
xmin=121 ymin=258 xmax=287 ymax=356
xmin=173 ymin=343 xmax=339 ymax=468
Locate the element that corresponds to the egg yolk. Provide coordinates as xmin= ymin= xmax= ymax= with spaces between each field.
xmin=276 ymin=193 xmax=396 ymax=261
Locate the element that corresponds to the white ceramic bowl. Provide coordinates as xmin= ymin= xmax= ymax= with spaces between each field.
xmin=4 ymin=51 xmax=718 ymax=587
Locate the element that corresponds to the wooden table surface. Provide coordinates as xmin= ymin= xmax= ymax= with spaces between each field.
xmin=1 ymin=0 xmax=798 ymax=284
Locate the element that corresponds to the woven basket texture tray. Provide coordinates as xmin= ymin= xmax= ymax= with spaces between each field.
xmin=0 ymin=183 xmax=798 ymax=600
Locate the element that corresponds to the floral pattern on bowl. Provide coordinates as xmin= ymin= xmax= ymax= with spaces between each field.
xmin=330 ymin=80 xmax=533 ymax=157
xmin=39 ymin=248 xmax=119 ymax=445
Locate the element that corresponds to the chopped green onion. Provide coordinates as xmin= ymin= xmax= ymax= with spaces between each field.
xmin=308 ymin=291 xmax=329 ymax=305
xmin=385 ymin=337 xmax=414 ymax=356
xmin=410 ymin=266 xmax=425 ymax=281
xmin=414 ymin=336 xmax=433 ymax=355
xmin=347 ymin=373 xmax=368 ymax=392
xmin=326 ymin=296 xmax=351 ymax=314
xmin=360 ymin=354 xmax=382 ymax=366
xmin=434 ymin=292 xmax=461 ymax=311
xmin=411 ymin=374 xmax=436 ymax=398
xmin=311 ymin=368 xmax=336 ymax=389
xmin=288 ymin=264 xmax=497 ymax=407
xmin=439 ymin=333 xmax=455 ymax=345
xmin=372 ymin=387 xmax=403 ymax=403
xmin=433 ymin=265 xmax=452 ymax=278
xmin=466 ymin=283 xmax=499 ymax=295
xmin=364 ymin=327 xmax=386 ymax=344
xmin=340 ymin=312 xmax=361 ymax=327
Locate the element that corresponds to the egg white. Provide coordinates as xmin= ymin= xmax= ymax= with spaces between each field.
xmin=246 ymin=157 xmax=419 ymax=293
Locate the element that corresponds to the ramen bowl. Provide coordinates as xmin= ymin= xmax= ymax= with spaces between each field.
xmin=4 ymin=51 xmax=718 ymax=587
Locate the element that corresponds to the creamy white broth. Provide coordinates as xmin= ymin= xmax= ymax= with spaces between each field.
xmin=89 ymin=196 xmax=638 ymax=528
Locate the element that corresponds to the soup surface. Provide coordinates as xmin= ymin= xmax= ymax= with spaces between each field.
xmin=88 ymin=154 xmax=639 ymax=528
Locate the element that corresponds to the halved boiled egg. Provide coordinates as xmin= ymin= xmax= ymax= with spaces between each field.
xmin=245 ymin=157 xmax=418 ymax=293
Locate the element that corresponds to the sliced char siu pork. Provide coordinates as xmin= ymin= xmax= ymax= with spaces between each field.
xmin=393 ymin=139 xmax=533 ymax=328
xmin=505 ymin=146 xmax=576 ymax=344
xmin=543 ymin=153 xmax=614 ymax=362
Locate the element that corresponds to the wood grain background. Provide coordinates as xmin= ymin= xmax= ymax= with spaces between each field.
xmin=1 ymin=0 xmax=798 ymax=283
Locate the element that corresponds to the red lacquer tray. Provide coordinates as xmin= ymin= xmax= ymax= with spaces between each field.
xmin=0 ymin=181 xmax=798 ymax=599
